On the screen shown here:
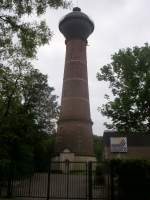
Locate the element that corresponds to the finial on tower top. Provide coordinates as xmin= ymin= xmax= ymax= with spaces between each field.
xmin=73 ymin=7 xmax=81 ymax=12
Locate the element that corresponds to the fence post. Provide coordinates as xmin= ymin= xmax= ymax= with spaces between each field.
xmin=88 ymin=161 xmax=92 ymax=200
xmin=66 ymin=160 xmax=69 ymax=199
xmin=28 ymin=175 xmax=32 ymax=196
xmin=110 ymin=163 xmax=114 ymax=200
xmin=7 ymin=177 xmax=12 ymax=198
xmin=7 ymin=163 xmax=13 ymax=198
xmin=47 ymin=164 xmax=51 ymax=200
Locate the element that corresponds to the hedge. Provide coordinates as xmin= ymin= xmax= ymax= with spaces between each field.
xmin=110 ymin=159 xmax=150 ymax=200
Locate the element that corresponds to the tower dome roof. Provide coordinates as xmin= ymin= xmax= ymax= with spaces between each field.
xmin=59 ymin=7 xmax=94 ymax=40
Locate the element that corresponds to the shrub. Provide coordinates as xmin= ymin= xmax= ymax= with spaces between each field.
xmin=110 ymin=159 xmax=150 ymax=200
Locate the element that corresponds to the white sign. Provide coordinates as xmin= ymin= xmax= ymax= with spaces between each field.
xmin=110 ymin=137 xmax=127 ymax=152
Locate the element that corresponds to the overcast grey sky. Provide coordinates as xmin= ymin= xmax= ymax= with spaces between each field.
xmin=34 ymin=0 xmax=150 ymax=135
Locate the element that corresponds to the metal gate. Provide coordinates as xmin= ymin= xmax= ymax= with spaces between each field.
xmin=3 ymin=161 xmax=110 ymax=199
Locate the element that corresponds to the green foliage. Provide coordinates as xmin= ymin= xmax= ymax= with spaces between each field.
xmin=34 ymin=135 xmax=55 ymax=171
xmin=94 ymin=163 xmax=105 ymax=185
xmin=0 ymin=64 xmax=59 ymax=174
xmin=97 ymin=43 xmax=150 ymax=132
xmin=93 ymin=135 xmax=103 ymax=161
xmin=0 ymin=0 xmax=71 ymax=175
xmin=0 ymin=0 xmax=71 ymax=68
xmin=110 ymin=159 xmax=150 ymax=200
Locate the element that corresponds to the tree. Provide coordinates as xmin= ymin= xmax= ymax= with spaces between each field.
xmin=0 ymin=0 xmax=71 ymax=64
xmin=97 ymin=43 xmax=150 ymax=133
xmin=0 ymin=64 xmax=59 ymax=173
xmin=0 ymin=63 xmax=58 ymax=131
xmin=0 ymin=0 xmax=70 ymax=173
xmin=93 ymin=135 xmax=103 ymax=161
xmin=0 ymin=0 xmax=71 ymax=79
xmin=22 ymin=68 xmax=59 ymax=134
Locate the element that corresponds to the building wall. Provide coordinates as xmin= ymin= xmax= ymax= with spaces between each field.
xmin=104 ymin=146 xmax=150 ymax=160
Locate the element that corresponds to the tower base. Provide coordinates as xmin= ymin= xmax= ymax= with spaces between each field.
xmin=52 ymin=150 xmax=96 ymax=172
xmin=53 ymin=149 xmax=96 ymax=162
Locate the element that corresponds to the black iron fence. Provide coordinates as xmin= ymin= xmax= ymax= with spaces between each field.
xmin=0 ymin=161 xmax=110 ymax=200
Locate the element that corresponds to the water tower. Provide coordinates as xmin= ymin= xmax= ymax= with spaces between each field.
xmin=54 ymin=7 xmax=96 ymax=162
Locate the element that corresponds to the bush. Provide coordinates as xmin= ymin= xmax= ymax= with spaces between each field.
xmin=0 ymin=159 xmax=11 ymax=185
xmin=95 ymin=164 xmax=105 ymax=184
xmin=110 ymin=159 xmax=150 ymax=200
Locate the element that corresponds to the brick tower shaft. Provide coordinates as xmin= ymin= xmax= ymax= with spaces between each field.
xmin=61 ymin=39 xmax=91 ymax=122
